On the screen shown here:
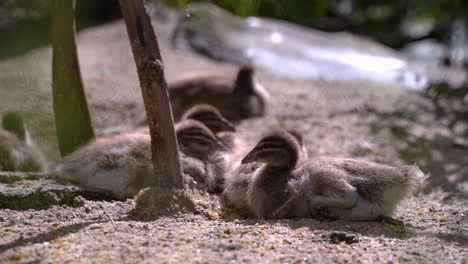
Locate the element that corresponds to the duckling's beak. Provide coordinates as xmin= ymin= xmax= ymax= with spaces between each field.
xmin=214 ymin=137 xmax=231 ymax=151
xmin=241 ymin=149 xmax=257 ymax=164
xmin=221 ymin=119 xmax=236 ymax=132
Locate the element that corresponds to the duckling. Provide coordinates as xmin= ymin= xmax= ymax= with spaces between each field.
xmin=0 ymin=112 xmax=47 ymax=172
xmin=138 ymin=104 xmax=238 ymax=148
xmin=181 ymin=104 xmax=236 ymax=134
xmin=56 ymin=120 xmax=230 ymax=199
xmin=286 ymin=129 xmax=308 ymax=159
xmin=222 ymin=129 xmax=308 ymax=214
xmin=235 ymin=130 xmax=427 ymax=221
xmin=181 ymin=104 xmax=243 ymax=153
xmin=169 ymin=65 xmax=269 ymax=122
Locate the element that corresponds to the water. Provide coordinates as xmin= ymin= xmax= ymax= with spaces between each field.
xmin=173 ymin=3 xmax=430 ymax=90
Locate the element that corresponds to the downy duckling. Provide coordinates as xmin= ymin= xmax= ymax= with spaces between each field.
xmin=139 ymin=104 xmax=238 ymax=150
xmin=136 ymin=104 xmax=237 ymax=191
xmin=136 ymin=103 xmax=236 ymax=135
xmin=0 ymin=112 xmax=47 ymax=172
xmin=176 ymin=119 xmax=231 ymax=193
xmin=182 ymin=104 xmax=236 ymax=134
xmin=223 ymin=130 xmax=308 ymax=214
xmin=181 ymin=104 xmax=241 ymax=152
xmin=234 ymin=130 xmax=427 ymax=221
xmin=169 ymin=65 xmax=269 ymax=122
xmin=56 ymin=120 xmax=229 ymax=199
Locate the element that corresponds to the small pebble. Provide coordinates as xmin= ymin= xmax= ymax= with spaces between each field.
xmin=89 ymin=224 xmax=102 ymax=230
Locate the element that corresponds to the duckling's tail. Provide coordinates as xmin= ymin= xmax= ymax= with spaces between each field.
xmin=401 ymin=165 xmax=429 ymax=194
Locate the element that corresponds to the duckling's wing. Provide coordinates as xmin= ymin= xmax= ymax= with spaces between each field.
xmin=307 ymin=167 xmax=358 ymax=209
xmin=274 ymin=164 xmax=359 ymax=218
xmin=308 ymin=191 xmax=358 ymax=209
xmin=270 ymin=179 xmax=358 ymax=218
xmin=271 ymin=192 xmax=303 ymax=219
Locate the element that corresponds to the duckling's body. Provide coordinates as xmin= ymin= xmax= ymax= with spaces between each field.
xmin=175 ymin=119 xmax=231 ymax=193
xmin=223 ymin=161 xmax=261 ymax=213
xmin=56 ymin=120 xmax=230 ymax=199
xmin=231 ymin=131 xmax=427 ymax=221
xmin=0 ymin=112 xmax=47 ymax=172
xmin=223 ymin=130 xmax=308 ymax=214
xmin=270 ymin=158 xmax=426 ymax=221
xmin=138 ymin=104 xmax=239 ymax=149
xmin=56 ymin=132 xmax=152 ymax=199
xmin=169 ymin=66 xmax=269 ymax=122
xmin=181 ymin=104 xmax=239 ymax=150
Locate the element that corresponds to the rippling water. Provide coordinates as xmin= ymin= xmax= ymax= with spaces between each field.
xmin=173 ymin=3 xmax=432 ymax=90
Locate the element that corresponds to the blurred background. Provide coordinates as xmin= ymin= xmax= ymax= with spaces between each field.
xmin=1 ymin=0 xmax=467 ymax=62
xmin=0 ymin=0 xmax=120 ymax=58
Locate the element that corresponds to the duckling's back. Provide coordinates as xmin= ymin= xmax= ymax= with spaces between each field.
xmin=169 ymin=66 xmax=268 ymax=122
xmin=0 ymin=130 xmax=25 ymax=171
xmin=308 ymin=157 xmax=428 ymax=220
xmin=0 ymin=128 xmax=46 ymax=172
xmin=169 ymin=74 xmax=233 ymax=120
xmin=56 ymin=132 xmax=153 ymax=199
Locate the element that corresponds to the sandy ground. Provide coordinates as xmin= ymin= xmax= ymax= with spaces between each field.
xmin=0 ymin=4 xmax=467 ymax=263
xmin=0 ymin=190 xmax=466 ymax=263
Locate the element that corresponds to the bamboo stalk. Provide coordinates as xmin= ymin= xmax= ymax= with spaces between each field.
xmin=50 ymin=0 xmax=95 ymax=157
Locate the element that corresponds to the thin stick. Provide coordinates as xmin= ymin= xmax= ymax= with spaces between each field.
xmin=119 ymin=0 xmax=183 ymax=189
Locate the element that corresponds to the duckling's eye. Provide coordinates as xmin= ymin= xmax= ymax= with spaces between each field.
xmin=187 ymin=141 xmax=213 ymax=153
xmin=193 ymin=114 xmax=219 ymax=125
xmin=258 ymin=142 xmax=283 ymax=150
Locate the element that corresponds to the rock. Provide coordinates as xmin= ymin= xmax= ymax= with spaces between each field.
xmin=0 ymin=171 xmax=52 ymax=184
xmin=329 ymin=232 xmax=359 ymax=244
xmin=0 ymin=179 xmax=115 ymax=210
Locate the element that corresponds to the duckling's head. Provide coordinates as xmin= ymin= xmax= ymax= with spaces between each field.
xmin=176 ymin=119 xmax=230 ymax=159
xmin=233 ymin=65 xmax=254 ymax=92
xmin=287 ymin=129 xmax=309 ymax=159
xmin=231 ymin=65 xmax=269 ymax=119
xmin=2 ymin=112 xmax=26 ymax=142
xmin=181 ymin=104 xmax=236 ymax=134
xmin=242 ymin=130 xmax=300 ymax=169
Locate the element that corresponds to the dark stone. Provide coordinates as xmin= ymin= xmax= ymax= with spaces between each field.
xmin=380 ymin=215 xmax=405 ymax=226
xmin=0 ymin=179 xmax=115 ymax=210
xmin=329 ymin=232 xmax=359 ymax=244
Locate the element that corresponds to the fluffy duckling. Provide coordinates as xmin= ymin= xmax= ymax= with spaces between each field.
xmin=230 ymin=130 xmax=427 ymax=221
xmin=56 ymin=120 xmax=229 ymax=199
xmin=222 ymin=130 xmax=308 ymax=214
xmin=181 ymin=104 xmax=236 ymax=134
xmin=139 ymin=104 xmax=238 ymax=149
xmin=175 ymin=119 xmax=231 ymax=193
xmin=169 ymin=65 xmax=269 ymax=122
xmin=0 ymin=112 xmax=47 ymax=172
xmin=181 ymin=104 xmax=243 ymax=154
xmin=137 ymin=104 xmax=235 ymax=134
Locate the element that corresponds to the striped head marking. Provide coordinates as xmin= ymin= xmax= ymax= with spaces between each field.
xmin=242 ymin=130 xmax=300 ymax=169
xmin=181 ymin=104 xmax=236 ymax=133
xmin=176 ymin=120 xmax=230 ymax=158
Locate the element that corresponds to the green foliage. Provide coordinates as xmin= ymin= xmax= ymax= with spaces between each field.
xmin=158 ymin=0 xmax=467 ymax=26
xmin=158 ymin=0 xmax=468 ymax=49
xmin=159 ymin=0 xmax=328 ymax=21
